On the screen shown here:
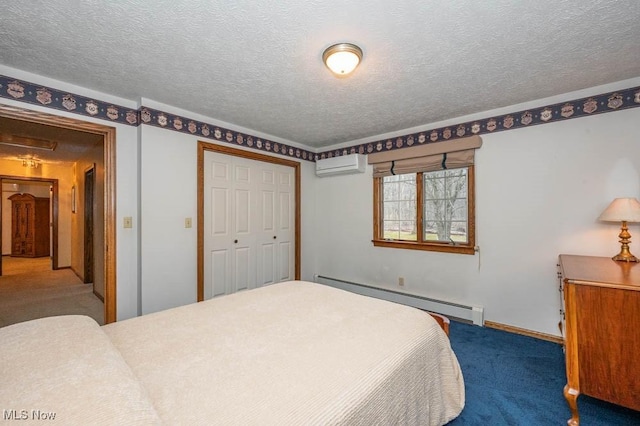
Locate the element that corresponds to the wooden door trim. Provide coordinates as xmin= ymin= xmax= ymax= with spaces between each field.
xmin=197 ymin=142 xmax=301 ymax=302
xmin=0 ymin=103 xmax=117 ymax=324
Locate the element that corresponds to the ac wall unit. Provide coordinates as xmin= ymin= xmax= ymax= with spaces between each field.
xmin=315 ymin=154 xmax=366 ymax=177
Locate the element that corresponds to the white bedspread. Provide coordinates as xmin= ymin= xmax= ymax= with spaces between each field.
xmin=103 ymin=281 xmax=464 ymax=425
xmin=0 ymin=315 xmax=161 ymax=425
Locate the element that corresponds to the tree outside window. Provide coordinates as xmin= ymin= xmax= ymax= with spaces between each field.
xmin=374 ymin=166 xmax=475 ymax=254
xmin=382 ymin=174 xmax=417 ymax=240
xmin=423 ymin=168 xmax=468 ymax=243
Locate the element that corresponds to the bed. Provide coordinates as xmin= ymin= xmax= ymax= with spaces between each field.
xmin=1 ymin=281 xmax=464 ymax=425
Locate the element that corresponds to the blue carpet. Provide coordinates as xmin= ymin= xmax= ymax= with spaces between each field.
xmin=446 ymin=321 xmax=640 ymax=425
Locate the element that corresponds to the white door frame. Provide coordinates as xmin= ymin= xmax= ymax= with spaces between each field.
xmin=197 ymin=142 xmax=301 ymax=302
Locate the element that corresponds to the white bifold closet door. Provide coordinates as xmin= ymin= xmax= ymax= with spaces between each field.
xmin=203 ymin=151 xmax=295 ymax=299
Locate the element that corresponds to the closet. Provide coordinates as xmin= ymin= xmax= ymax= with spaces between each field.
xmin=203 ymin=151 xmax=295 ymax=298
xmin=9 ymin=193 xmax=50 ymax=257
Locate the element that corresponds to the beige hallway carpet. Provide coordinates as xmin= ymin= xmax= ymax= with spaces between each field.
xmin=0 ymin=256 xmax=103 ymax=328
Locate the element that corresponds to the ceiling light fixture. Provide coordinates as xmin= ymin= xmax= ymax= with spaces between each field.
xmin=323 ymin=43 xmax=363 ymax=77
xmin=18 ymin=155 xmax=41 ymax=169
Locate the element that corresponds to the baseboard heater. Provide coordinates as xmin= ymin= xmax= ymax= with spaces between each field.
xmin=314 ymin=275 xmax=484 ymax=326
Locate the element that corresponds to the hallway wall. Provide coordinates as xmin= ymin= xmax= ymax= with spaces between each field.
xmin=71 ymin=144 xmax=105 ymax=297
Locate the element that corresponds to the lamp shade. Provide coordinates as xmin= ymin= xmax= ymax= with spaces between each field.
xmin=598 ymin=197 xmax=640 ymax=222
xmin=323 ymin=43 xmax=362 ymax=77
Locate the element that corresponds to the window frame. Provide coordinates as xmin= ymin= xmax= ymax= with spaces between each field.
xmin=372 ymin=165 xmax=476 ymax=254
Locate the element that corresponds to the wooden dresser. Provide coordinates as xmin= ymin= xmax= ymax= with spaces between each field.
xmin=9 ymin=193 xmax=50 ymax=258
xmin=558 ymin=255 xmax=640 ymax=425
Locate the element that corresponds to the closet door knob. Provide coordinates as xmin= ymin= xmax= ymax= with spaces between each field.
xmin=234 ymin=239 xmax=238 ymax=244
xmin=273 ymin=236 xmax=277 ymax=239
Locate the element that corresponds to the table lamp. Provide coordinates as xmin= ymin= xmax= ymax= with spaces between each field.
xmin=598 ymin=197 xmax=640 ymax=262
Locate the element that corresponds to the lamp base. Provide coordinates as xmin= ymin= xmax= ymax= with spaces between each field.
xmin=612 ymin=253 xmax=639 ymax=262
xmin=612 ymin=221 xmax=639 ymax=262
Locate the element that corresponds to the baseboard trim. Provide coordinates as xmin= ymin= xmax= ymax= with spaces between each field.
xmin=484 ymin=321 xmax=564 ymax=345
xmin=70 ymin=266 xmax=83 ymax=282
xmin=93 ymin=289 xmax=104 ymax=303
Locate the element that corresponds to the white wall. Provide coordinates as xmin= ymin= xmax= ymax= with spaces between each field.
xmin=139 ymin=124 xmax=198 ymax=313
xmin=71 ymin=144 xmax=106 ymax=297
xmin=313 ymin=102 xmax=640 ymax=337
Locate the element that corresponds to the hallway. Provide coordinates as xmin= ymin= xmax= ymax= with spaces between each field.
xmin=0 ymin=256 xmax=103 ymax=328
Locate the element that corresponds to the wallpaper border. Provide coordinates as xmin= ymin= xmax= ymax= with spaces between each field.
xmin=317 ymin=86 xmax=640 ymax=159
xmin=139 ymin=106 xmax=316 ymax=161
xmin=0 ymin=75 xmax=316 ymax=161
xmin=2 ymin=74 xmax=639 ymax=163
xmin=0 ymin=75 xmax=140 ymax=126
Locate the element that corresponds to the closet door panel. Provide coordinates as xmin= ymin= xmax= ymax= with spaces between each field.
xmin=260 ymin=243 xmax=275 ymax=286
xmin=204 ymin=150 xmax=295 ymax=299
xmin=276 ymin=169 xmax=294 ymax=283
xmin=204 ymin=154 xmax=233 ymax=299
xmin=210 ymin=249 xmax=229 ymax=298
xmin=279 ymin=241 xmax=292 ymax=281
xmin=211 ymin=188 xmax=228 ymax=235
xmin=233 ymin=246 xmax=251 ymax=292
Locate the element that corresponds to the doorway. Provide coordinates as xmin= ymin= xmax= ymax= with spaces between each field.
xmin=0 ymin=103 xmax=117 ymax=323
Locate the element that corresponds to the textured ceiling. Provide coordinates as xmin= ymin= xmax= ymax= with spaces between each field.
xmin=1 ymin=1 xmax=640 ymax=149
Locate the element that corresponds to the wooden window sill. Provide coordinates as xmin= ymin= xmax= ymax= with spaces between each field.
xmin=372 ymin=239 xmax=476 ymax=255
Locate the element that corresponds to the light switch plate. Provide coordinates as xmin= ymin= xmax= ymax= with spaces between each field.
xmin=185 ymin=217 xmax=192 ymax=228
xmin=123 ymin=217 xmax=133 ymax=228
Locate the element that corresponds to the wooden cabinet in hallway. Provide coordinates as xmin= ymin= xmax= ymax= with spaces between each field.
xmin=9 ymin=193 xmax=50 ymax=257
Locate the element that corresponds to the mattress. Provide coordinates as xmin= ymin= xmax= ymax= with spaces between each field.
xmin=103 ymin=280 xmax=464 ymax=425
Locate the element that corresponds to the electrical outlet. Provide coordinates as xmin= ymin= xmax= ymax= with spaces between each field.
xmin=398 ymin=277 xmax=405 ymax=287
xmin=185 ymin=217 xmax=192 ymax=228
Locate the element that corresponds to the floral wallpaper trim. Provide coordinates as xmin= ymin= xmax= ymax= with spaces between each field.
xmin=0 ymin=74 xmax=316 ymax=162
xmin=0 ymin=75 xmax=139 ymax=126
xmin=140 ymin=107 xmax=316 ymax=161
xmin=317 ymin=86 xmax=640 ymax=160
xmin=2 ymin=74 xmax=639 ymax=163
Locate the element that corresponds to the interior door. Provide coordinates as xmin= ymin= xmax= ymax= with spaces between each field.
xmin=203 ymin=152 xmax=254 ymax=298
xmin=84 ymin=167 xmax=95 ymax=284
xmin=256 ymin=164 xmax=294 ymax=286
xmin=203 ymin=151 xmax=294 ymax=299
